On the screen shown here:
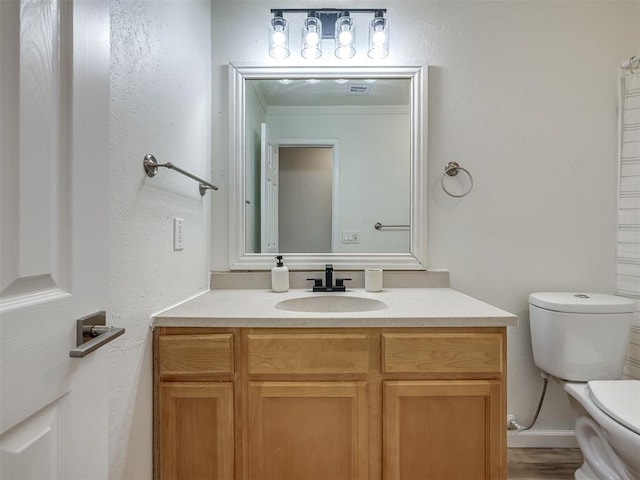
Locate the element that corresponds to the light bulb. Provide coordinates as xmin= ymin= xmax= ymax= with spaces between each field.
xmin=334 ymin=15 xmax=355 ymax=59
xmin=372 ymin=29 xmax=386 ymax=46
xmin=368 ymin=15 xmax=388 ymax=59
xmin=269 ymin=14 xmax=289 ymax=59
xmin=305 ymin=31 xmax=319 ymax=46
xmin=338 ymin=30 xmax=353 ymax=46
xmin=272 ymin=30 xmax=286 ymax=46
xmin=301 ymin=16 xmax=322 ymax=60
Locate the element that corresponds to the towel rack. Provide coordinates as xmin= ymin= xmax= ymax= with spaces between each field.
xmin=375 ymin=222 xmax=409 ymax=230
xmin=143 ymin=154 xmax=218 ymax=196
xmin=441 ymin=161 xmax=473 ymax=198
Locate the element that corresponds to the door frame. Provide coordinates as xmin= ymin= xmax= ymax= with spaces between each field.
xmin=276 ymin=138 xmax=340 ymax=252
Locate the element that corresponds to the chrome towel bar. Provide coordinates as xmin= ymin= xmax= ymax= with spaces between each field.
xmin=143 ymin=153 xmax=218 ymax=196
xmin=375 ymin=222 xmax=409 ymax=230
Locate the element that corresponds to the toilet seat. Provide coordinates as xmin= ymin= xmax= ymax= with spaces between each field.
xmin=588 ymin=380 xmax=640 ymax=435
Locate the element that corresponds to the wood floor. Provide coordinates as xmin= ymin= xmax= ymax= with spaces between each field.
xmin=508 ymin=448 xmax=583 ymax=480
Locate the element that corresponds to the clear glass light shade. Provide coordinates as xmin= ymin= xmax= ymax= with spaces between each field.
xmin=368 ymin=17 xmax=389 ymax=59
xmin=301 ymin=16 xmax=322 ymax=59
xmin=334 ymin=16 xmax=355 ymax=59
xmin=269 ymin=16 xmax=290 ymax=59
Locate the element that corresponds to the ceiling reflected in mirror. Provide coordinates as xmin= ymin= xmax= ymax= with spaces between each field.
xmin=252 ymin=78 xmax=410 ymax=107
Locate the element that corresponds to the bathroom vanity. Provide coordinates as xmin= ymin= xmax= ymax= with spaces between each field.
xmin=152 ymin=287 xmax=516 ymax=479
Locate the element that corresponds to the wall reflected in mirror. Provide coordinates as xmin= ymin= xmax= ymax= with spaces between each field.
xmin=244 ymin=78 xmax=412 ymax=255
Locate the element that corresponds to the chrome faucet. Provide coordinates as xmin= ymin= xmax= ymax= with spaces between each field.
xmin=307 ymin=264 xmax=351 ymax=292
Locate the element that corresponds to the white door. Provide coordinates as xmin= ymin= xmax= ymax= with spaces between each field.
xmin=0 ymin=1 xmax=111 ymax=478
xmin=260 ymin=123 xmax=279 ymax=253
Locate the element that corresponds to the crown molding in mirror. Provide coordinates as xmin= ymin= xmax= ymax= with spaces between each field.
xmin=228 ymin=63 xmax=428 ymax=271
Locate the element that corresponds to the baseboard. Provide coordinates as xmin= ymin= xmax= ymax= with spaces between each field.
xmin=507 ymin=429 xmax=578 ymax=448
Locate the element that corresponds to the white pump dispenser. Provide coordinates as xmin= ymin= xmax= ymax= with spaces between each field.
xmin=271 ymin=255 xmax=289 ymax=292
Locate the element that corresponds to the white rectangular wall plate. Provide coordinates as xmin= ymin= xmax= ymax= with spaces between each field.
xmin=173 ymin=217 xmax=184 ymax=250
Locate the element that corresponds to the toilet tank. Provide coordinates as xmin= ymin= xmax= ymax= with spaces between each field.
xmin=529 ymin=292 xmax=635 ymax=381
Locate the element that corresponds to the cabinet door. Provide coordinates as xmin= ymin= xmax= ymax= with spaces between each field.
xmin=248 ymin=381 xmax=368 ymax=480
xmin=383 ymin=380 xmax=504 ymax=480
xmin=159 ymin=382 xmax=234 ymax=480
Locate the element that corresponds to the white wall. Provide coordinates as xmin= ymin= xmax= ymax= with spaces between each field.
xmin=109 ymin=0 xmax=211 ymax=477
xmin=267 ymin=106 xmax=410 ymax=253
xmin=211 ymin=1 xmax=639 ymax=443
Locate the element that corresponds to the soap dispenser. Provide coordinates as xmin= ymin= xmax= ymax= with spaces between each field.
xmin=271 ymin=255 xmax=289 ymax=292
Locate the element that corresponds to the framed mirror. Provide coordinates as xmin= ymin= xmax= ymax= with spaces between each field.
xmin=228 ymin=63 xmax=427 ymax=270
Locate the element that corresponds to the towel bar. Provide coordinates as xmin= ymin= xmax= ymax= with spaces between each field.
xmin=143 ymin=154 xmax=218 ymax=196
xmin=375 ymin=222 xmax=409 ymax=230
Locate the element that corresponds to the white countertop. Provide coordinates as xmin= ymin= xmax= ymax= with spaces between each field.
xmin=152 ymin=288 xmax=517 ymax=328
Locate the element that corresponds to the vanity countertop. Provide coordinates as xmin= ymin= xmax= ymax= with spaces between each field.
xmin=152 ymin=288 xmax=517 ymax=328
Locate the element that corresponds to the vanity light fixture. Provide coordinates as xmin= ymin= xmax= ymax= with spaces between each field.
xmin=334 ymin=12 xmax=355 ymax=59
xmin=269 ymin=8 xmax=388 ymax=60
xmin=301 ymin=13 xmax=322 ymax=59
xmin=269 ymin=10 xmax=290 ymax=59
xmin=368 ymin=11 xmax=389 ymax=59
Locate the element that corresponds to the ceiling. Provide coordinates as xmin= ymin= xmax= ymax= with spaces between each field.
xmin=249 ymin=78 xmax=411 ymax=107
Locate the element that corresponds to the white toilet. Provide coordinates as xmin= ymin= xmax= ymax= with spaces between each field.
xmin=529 ymin=292 xmax=640 ymax=480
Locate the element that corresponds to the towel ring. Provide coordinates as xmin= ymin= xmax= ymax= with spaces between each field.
xmin=441 ymin=161 xmax=473 ymax=198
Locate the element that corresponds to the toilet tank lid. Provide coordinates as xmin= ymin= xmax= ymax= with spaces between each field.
xmin=529 ymin=292 xmax=636 ymax=314
xmin=588 ymin=380 xmax=640 ymax=435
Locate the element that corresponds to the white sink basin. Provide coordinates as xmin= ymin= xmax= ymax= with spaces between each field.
xmin=275 ymin=295 xmax=388 ymax=313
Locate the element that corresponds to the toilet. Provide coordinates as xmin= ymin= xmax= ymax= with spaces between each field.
xmin=529 ymin=292 xmax=640 ymax=480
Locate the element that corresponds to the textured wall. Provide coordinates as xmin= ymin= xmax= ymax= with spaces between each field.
xmin=211 ymin=0 xmax=639 ymax=444
xmin=109 ymin=0 xmax=211 ymax=477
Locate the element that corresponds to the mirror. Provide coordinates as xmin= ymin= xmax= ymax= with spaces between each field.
xmin=229 ymin=64 xmax=427 ymax=270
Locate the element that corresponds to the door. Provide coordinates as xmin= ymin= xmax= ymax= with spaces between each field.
xmin=383 ymin=380 xmax=504 ymax=480
xmin=260 ymin=123 xmax=278 ymax=253
xmin=278 ymin=146 xmax=333 ymax=253
xmin=248 ymin=381 xmax=369 ymax=479
xmin=0 ymin=1 xmax=111 ymax=478
xmin=159 ymin=383 xmax=234 ymax=480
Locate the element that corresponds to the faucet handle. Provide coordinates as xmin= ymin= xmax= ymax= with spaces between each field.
xmin=335 ymin=278 xmax=351 ymax=288
xmin=307 ymin=278 xmax=323 ymax=288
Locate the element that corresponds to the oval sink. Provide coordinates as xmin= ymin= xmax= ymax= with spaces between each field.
xmin=274 ymin=295 xmax=388 ymax=313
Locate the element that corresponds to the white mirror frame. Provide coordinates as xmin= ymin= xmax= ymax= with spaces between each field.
xmin=228 ymin=63 xmax=428 ymax=270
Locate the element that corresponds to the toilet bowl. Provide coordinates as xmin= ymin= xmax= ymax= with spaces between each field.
xmin=529 ymin=292 xmax=638 ymax=480
xmin=564 ymin=380 xmax=640 ymax=480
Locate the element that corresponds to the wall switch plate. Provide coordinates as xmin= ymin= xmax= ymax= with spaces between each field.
xmin=173 ymin=217 xmax=184 ymax=250
xmin=342 ymin=230 xmax=360 ymax=244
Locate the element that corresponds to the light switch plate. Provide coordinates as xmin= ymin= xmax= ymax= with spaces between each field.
xmin=173 ymin=217 xmax=184 ymax=250
xmin=342 ymin=230 xmax=360 ymax=244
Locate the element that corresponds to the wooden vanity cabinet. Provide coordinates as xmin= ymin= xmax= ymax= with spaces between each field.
xmin=245 ymin=332 xmax=375 ymax=479
xmin=381 ymin=332 xmax=505 ymax=479
xmin=154 ymin=329 xmax=237 ymax=480
xmin=154 ymin=327 xmax=506 ymax=480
